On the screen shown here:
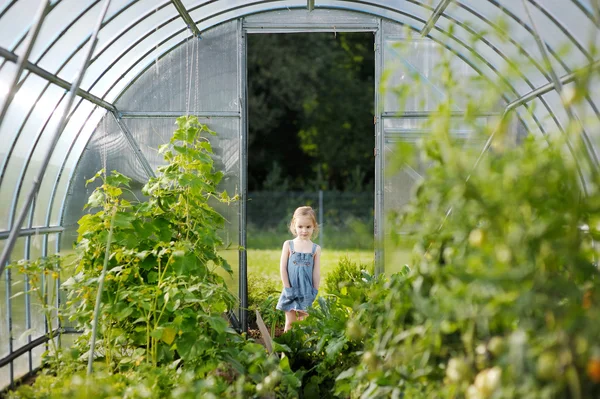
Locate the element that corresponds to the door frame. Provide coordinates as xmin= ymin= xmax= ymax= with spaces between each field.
xmin=238 ymin=13 xmax=385 ymax=330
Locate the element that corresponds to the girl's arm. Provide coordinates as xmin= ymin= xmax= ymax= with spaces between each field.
xmin=280 ymin=240 xmax=291 ymax=288
xmin=313 ymin=246 xmax=321 ymax=289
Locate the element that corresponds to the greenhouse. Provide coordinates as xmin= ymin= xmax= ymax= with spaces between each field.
xmin=1 ymin=0 xmax=600 ymax=397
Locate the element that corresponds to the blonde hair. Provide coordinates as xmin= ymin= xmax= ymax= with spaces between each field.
xmin=289 ymin=206 xmax=319 ymax=238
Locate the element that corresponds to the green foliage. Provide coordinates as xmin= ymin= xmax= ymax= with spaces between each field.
xmin=275 ymin=268 xmax=383 ymax=398
xmin=7 ymin=343 xmax=301 ymax=399
xmin=247 ymin=273 xmax=285 ymax=336
xmin=9 ymin=254 xmax=64 ymax=368
xmin=333 ymin=30 xmax=600 ymax=398
xmin=64 ymin=116 xmax=238 ymax=370
xmin=248 ymin=33 xmax=374 ymax=191
xmin=323 ymin=255 xmax=374 ymax=295
xmin=8 ymin=116 xmax=305 ymax=398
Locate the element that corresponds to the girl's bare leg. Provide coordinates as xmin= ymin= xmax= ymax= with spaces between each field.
xmin=284 ymin=310 xmax=297 ymax=332
xmin=296 ymin=311 xmax=308 ymax=321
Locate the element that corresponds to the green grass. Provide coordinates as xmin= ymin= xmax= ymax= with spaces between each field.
xmin=216 ymin=247 xmax=413 ymax=295
xmin=217 ymin=249 xmax=375 ymax=293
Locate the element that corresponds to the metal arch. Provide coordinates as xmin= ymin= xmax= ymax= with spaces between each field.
xmin=521 ymin=1 xmax=600 ymax=171
xmin=0 ymin=47 xmax=116 ymax=110
xmin=483 ymin=0 xmax=596 ymax=87
xmin=525 ymin=0 xmax=594 ymax=62
xmin=421 ymin=0 xmax=453 ymax=36
xmin=0 ymin=0 xmax=112 ymax=278
xmin=84 ymin=1 xmax=416 ymax=103
xmin=0 ymin=0 xmax=50 ymax=133
xmin=87 ymin=2 xmax=175 ymax=67
xmin=0 ymin=0 xmax=158 ymax=221
xmin=571 ymin=0 xmax=600 ymax=26
xmin=0 ymin=0 xmax=568 ymax=211
xmin=6 ymin=89 xmax=68 ymax=232
xmin=0 ymin=79 xmax=65 ymax=191
xmin=171 ymin=0 xmax=201 ymax=37
xmin=0 ymin=0 xmax=587 ymax=118
xmin=523 ymin=0 xmax=600 ymax=170
xmin=0 ymin=3 xmax=50 ymax=380
xmin=465 ymin=1 xmax=600 ymax=158
xmin=46 ymin=105 xmax=102 ymax=236
xmin=0 ymin=45 xmax=116 ymax=195
xmin=420 ymin=9 xmax=553 ymax=135
xmin=452 ymin=3 xmax=552 ymax=89
xmin=55 ymin=108 xmax=106 ymax=230
xmin=0 ymin=0 xmax=58 ymax=51
xmin=110 ymin=0 xmax=548 ymax=115
xmin=0 ymin=0 xmax=19 ymax=19
xmin=83 ymin=16 xmax=184 ymax=98
xmin=111 ymin=111 xmax=156 ymax=178
xmin=0 ymin=226 xmax=64 ymax=239
xmin=1 ymin=0 xmax=596 ymax=230
xmin=1 ymin=0 xmax=155 ymax=79
xmin=505 ymin=60 xmax=600 ymax=111
xmin=78 ymin=0 xmax=550 ymax=192
xmin=449 ymin=1 xmax=600 ymax=147
xmin=94 ymin=2 xmax=513 ymax=105
xmin=0 ymin=0 xmax=104 ymax=168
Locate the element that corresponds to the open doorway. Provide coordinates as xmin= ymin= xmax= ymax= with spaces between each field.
xmin=245 ymin=32 xmax=375 ymax=336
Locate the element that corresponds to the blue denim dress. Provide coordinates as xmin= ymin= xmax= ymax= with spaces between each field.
xmin=276 ymin=240 xmax=319 ymax=312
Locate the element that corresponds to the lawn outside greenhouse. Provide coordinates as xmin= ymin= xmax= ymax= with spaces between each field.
xmin=1 ymin=1 xmax=600 ymax=398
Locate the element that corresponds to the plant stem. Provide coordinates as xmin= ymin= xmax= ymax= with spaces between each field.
xmin=87 ymin=207 xmax=117 ymax=375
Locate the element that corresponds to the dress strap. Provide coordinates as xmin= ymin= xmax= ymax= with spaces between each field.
xmin=289 ymin=240 xmax=295 ymax=253
xmin=311 ymin=243 xmax=317 ymax=255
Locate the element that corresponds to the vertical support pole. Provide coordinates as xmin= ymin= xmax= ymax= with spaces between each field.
xmin=374 ymin=19 xmax=384 ymax=274
xmin=5 ymin=267 xmax=14 ymax=387
xmin=24 ymin=235 xmax=32 ymax=373
xmin=238 ymin=19 xmax=248 ymax=332
xmin=318 ymin=190 xmax=324 ymax=249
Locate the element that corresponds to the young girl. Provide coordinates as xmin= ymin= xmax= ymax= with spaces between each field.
xmin=276 ymin=206 xmax=321 ymax=332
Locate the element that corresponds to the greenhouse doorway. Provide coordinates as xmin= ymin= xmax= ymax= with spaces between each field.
xmin=244 ymin=30 xmax=375 ymax=335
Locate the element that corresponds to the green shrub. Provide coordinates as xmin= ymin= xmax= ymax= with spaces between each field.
xmin=7 ymin=116 xmax=303 ymax=399
xmin=247 ymin=273 xmax=285 ymax=336
xmin=323 ymin=255 xmax=374 ymax=295
xmin=275 ymin=270 xmax=383 ymax=399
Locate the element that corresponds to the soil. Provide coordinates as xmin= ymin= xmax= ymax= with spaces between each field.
xmin=247 ymin=326 xmax=286 ymax=350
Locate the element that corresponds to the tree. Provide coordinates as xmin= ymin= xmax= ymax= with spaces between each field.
xmin=248 ymin=33 xmax=374 ymax=191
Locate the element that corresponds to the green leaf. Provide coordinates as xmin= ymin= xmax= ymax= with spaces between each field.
xmin=279 ymin=354 xmax=292 ymax=372
xmin=113 ymin=212 xmax=134 ymax=229
xmin=105 ymin=172 xmax=131 ymax=187
xmin=207 ymin=316 xmax=227 ymax=334
xmin=272 ymin=342 xmax=292 ymax=353
xmin=150 ymin=328 xmax=164 ymax=340
xmin=115 ymin=306 xmax=133 ymax=321
xmin=86 ymin=190 xmax=105 ymax=209
xmin=85 ymin=169 xmax=104 ymax=186
xmin=147 ymin=271 xmax=158 ymax=283
xmin=325 ymin=337 xmax=346 ymax=357
xmin=335 ymin=367 xmax=356 ymax=381
xmin=161 ymin=327 xmax=177 ymax=345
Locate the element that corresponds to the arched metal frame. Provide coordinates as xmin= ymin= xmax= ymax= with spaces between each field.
xmin=0 ymin=0 xmax=599 ymax=389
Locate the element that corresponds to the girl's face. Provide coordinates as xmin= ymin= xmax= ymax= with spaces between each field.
xmin=294 ymin=216 xmax=314 ymax=239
